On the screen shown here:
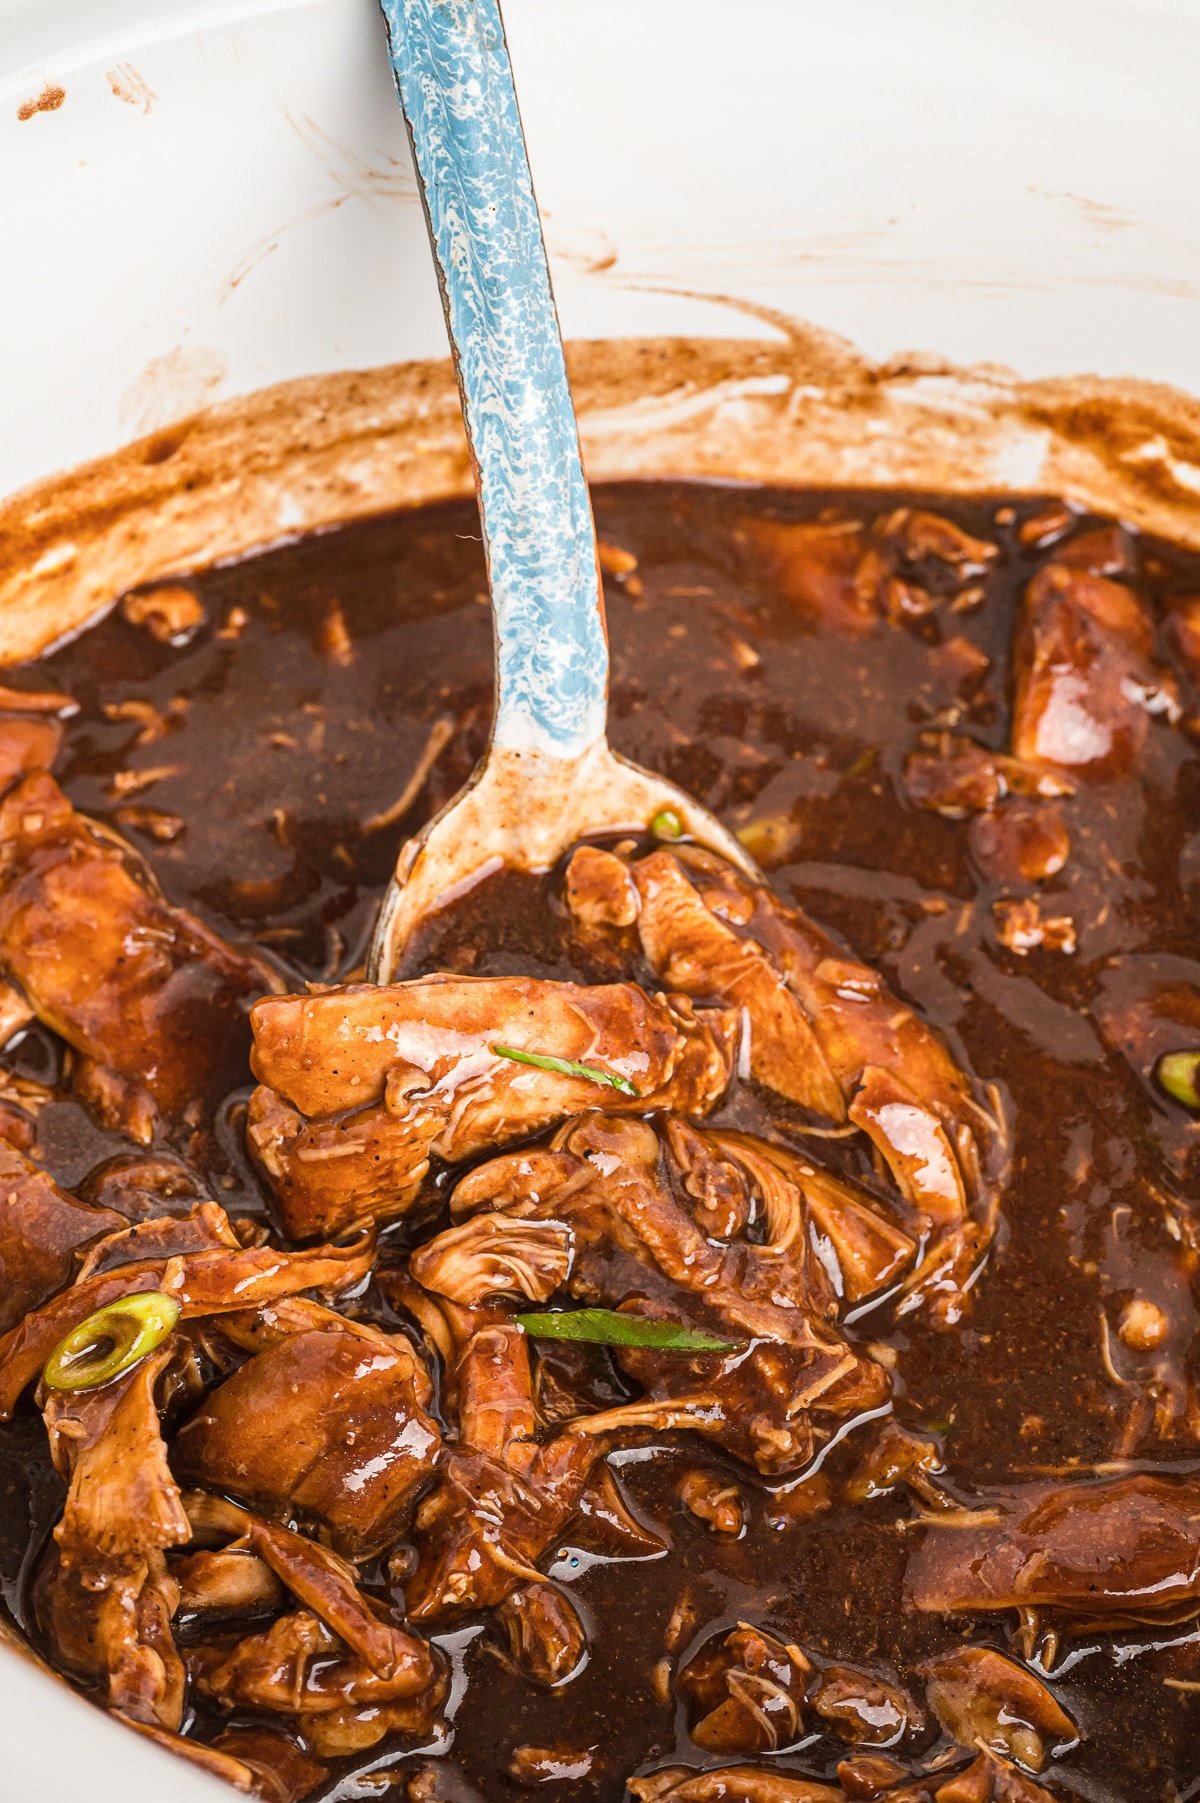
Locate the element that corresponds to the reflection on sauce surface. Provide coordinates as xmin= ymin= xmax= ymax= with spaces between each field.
xmin=1 ymin=483 xmax=1199 ymax=1801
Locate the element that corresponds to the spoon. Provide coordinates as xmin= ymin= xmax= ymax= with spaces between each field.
xmin=370 ymin=0 xmax=755 ymax=981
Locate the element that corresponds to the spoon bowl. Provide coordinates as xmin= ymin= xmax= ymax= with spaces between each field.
xmin=369 ymin=741 xmax=754 ymax=979
xmin=368 ymin=0 xmax=755 ymax=981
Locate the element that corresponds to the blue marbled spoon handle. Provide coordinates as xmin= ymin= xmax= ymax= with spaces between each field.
xmin=378 ymin=0 xmax=608 ymax=758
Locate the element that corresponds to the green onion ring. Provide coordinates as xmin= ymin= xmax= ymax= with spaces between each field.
xmin=42 ymin=1290 xmax=181 ymax=1393
xmin=1156 ymin=1048 xmax=1200 ymax=1111
xmin=650 ymin=807 xmax=684 ymax=840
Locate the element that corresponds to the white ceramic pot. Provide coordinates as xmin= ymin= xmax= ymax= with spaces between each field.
xmin=3 ymin=0 xmax=1200 ymax=1795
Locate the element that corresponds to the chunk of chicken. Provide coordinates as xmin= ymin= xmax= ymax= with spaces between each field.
xmin=117 ymin=1720 xmax=326 ymax=1803
xmin=599 ymin=849 xmax=846 ymax=1122
xmin=386 ymin=1278 xmax=664 ymax=1686
xmin=78 ymin=1152 xmax=214 ymax=1224
xmin=174 ymin=1323 xmax=441 ymax=1557
xmin=844 ymin=1421 xmax=952 ymax=1512
xmin=74 ymin=1198 xmax=241 ymax=1281
xmin=677 ymin=1624 xmax=810 ymax=1756
xmin=808 ymin=1665 xmax=919 ymax=1747
xmin=628 ymin=1769 xmax=842 ymax=1803
xmin=564 ymin=846 xmax=1003 ymax=1324
xmin=920 ymin=1646 xmax=1077 ymax=1773
xmin=433 ymin=1115 xmax=890 ymax=1476
xmin=738 ymin=508 xmax=996 ymax=639
xmin=907 ymin=1472 xmax=1200 ymax=1628
xmin=391 ymin=1296 xmax=601 ymax=1654
xmin=0 ymin=713 xmax=63 ymax=788
xmin=178 ymin=1493 xmax=446 ymax=1754
xmin=741 ymin=516 xmax=879 ymax=637
xmin=0 ymin=1141 xmax=124 ymax=1333
xmin=0 ymin=1225 xmax=375 ymax=1417
xmin=172 ymin=1547 xmax=286 ymax=1618
xmin=492 ymin=1580 xmax=588 ymax=1687
xmin=831 ymin=1757 xmax=910 ymax=1801
xmin=189 ymin=1608 xmax=445 ymax=1757
xmin=630 ymin=1760 xmax=1064 ymax=1803
xmin=901 ymin=733 xmax=1071 ymax=821
xmin=0 ymin=772 xmax=275 ymax=1143
xmin=0 ymin=682 xmax=73 ymax=791
xmin=180 ymin=1492 xmax=426 ymax=1671
xmin=1012 ymin=563 xmax=1179 ymax=775
xmin=665 ymin=1116 xmax=756 ymax=1239
xmin=931 ymin=1754 xmax=1066 ymax=1803
xmin=38 ymin=1347 xmax=188 ymax=1728
xmin=408 ymin=1210 xmax=575 ymax=1310
xmin=683 ymin=1129 xmax=917 ymax=1304
xmin=968 ymin=801 xmax=1071 ymax=887
xmin=248 ymin=975 xmax=736 ymax=1237
xmin=677 ymin=1468 xmax=746 ymax=1535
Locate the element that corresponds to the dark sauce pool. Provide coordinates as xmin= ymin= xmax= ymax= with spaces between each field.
xmin=3 ymin=483 xmax=1200 ymax=1802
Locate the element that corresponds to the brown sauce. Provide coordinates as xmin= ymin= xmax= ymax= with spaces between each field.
xmin=1 ymin=482 xmax=1200 ymax=1802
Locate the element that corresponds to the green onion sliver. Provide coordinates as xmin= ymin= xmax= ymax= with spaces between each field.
xmin=650 ymin=808 xmax=684 ymax=840
xmin=491 ymin=1044 xmax=637 ymax=1097
xmin=515 ymin=1307 xmax=736 ymax=1352
xmin=1156 ymin=1048 xmax=1200 ymax=1111
xmin=43 ymin=1290 xmax=181 ymax=1393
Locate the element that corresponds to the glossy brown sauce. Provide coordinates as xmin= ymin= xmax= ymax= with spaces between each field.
xmin=2 ymin=483 xmax=1200 ymax=1802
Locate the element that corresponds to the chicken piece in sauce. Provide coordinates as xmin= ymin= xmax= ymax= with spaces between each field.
xmin=37 ymin=1345 xmax=189 ymax=1728
xmin=174 ymin=1303 xmax=442 ymax=1557
xmin=247 ymin=974 xmax=736 ymax=1235
xmin=413 ymin=1114 xmax=891 ymax=1477
xmin=1012 ymin=562 xmax=1179 ymax=775
xmin=0 ymin=771 xmax=274 ymax=1143
xmin=565 ymin=843 xmax=1003 ymax=1324
xmin=907 ymin=1471 xmax=1200 ymax=1629
xmin=0 ymin=1140 xmax=124 ymax=1334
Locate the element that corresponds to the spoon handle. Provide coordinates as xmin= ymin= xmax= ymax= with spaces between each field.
xmin=378 ymin=0 xmax=608 ymax=760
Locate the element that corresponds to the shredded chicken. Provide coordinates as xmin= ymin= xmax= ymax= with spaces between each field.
xmin=808 ymin=1664 xmax=919 ymax=1746
xmin=248 ymin=974 xmax=736 ymax=1236
xmin=901 ymin=733 xmax=1071 ymax=820
xmin=1012 ymin=562 xmax=1180 ymax=775
xmin=38 ymin=1346 xmax=189 ymax=1728
xmin=677 ymin=1625 xmax=810 ymax=1756
xmin=738 ymin=507 xmax=997 ymax=640
xmin=174 ymin=1493 xmax=447 ymax=1754
xmin=564 ymin=845 xmax=1003 ymax=1324
xmin=118 ymin=1720 xmax=326 ymax=1802
xmin=389 ymin=1292 xmax=601 ymax=1660
xmin=0 ymin=1226 xmax=375 ymax=1418
xmin=628 ymin=1768 xmax=844 ymax=1802
xmin=0 ymin=1140 xmax=124 ymax=1333
xmin=1 ymin=488 xmax=1186 ymax=1803
xmin=629 ymin=1759 xmax=1065 ymax=1802
xmin=907 ymin=1472 xmax=1200 ymax=1628
xmin=0 ymin=772 xmax=274 ymax=1142
xmin=422 ymin=1115 xmax=890 ymax=1477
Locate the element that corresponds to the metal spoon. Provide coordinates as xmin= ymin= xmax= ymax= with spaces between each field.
xmin=369 ymin=0 xmax=754 ymax=981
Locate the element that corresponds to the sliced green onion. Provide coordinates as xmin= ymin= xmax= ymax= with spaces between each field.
xmin=515 ymin=1307 xmax=737 ymax=1352
xmin=490 ymin=1043 xmax=637 ymax=1097
xmin=1156 ymin=1049 xmax=1200 ymax=1111
xmin=43 ymin=1290 xmax=181 ymax=1393
xmin=650 ymin=808 xmax=684 ymax=840
xmin=843 ymin=748 xmax=877 ymax=781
